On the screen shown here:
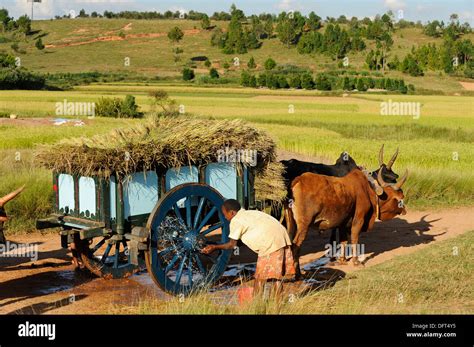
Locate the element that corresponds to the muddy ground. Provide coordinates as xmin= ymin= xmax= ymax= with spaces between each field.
xmin=1 ymin=205 xmax=472 ymax=314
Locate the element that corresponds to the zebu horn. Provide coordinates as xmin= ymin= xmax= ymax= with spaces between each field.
xmin=393 ymin=170 xmax=408 ymax=191
xmin=0 ymin=185 xmax=25 ymax=207
xmin=363 ymin=169 xmax=383 ymax=196
xmin=376 ymin=168 xmax=389 ymax=188
xmin=387 ymin=147 xmax=399 ymax=170
xmin=378 ymin=144 xmax=384 ymax=166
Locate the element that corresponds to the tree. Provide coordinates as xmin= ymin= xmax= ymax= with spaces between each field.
xmin=182 ymin=68 xmax=195 ymax=81
xmin=301 ymin=73 xmax=314 ymax=89
xmin=209 ymin=68 xmax=219 ymax=78
xmin=201 ymin=15 xmax=211 ymax=30
xmin=264 ymin=19 xmax=274 ymax=38
xmin=168 ymin=26 xmax=184 ymax=43
xmin=78 ymin=9 xmax=87 ymax=18
xmin=306 ymin=11 xmax=322 ymax=30
xmin=204 ymin=59 xmax=212 ymax=68
xmin=356 ymin=78 xmax=367 ymax=91
xmin=247 ymin=56 xmax=256 ymax=69
xmin=264 ymin=57 xmax=276 ymax=70
xmin=288 ymin=74 xmax=301 ymax=89
xmin=35 ymin=38 xmax=45 ymax=50
xmin=148 ymin=90 xmax=178 ymax=117
xmin=240 ymin=70 xmax=251 ymax=86
xmin=277 ymin=15 xmax=297 ymax=47
xmin=223 ymin=7 xmax=247 ymax=54
xmin=0 ymin=53 xmax=16 ymax=68
xmin=16 ymin=15 xmax=31 ymax=35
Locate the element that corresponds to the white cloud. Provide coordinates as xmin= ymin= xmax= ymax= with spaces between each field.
xmin=384 ymin=0 xmax=406 ymax=10
xmin=14 ymin=0 xmax=55 ymax=18
xmin=459 ymin=10 xmax=474 ymax=22
xmin=276 ymin=0 xmax=303 ymax=11
xmin=8 ymin=0 xmax=136 ymax=19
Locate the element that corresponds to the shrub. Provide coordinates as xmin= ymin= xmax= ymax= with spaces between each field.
xmin=266 ymin=74 xmax=279 ymax=89
xmin=95 ymin=95 xmax=143 ymax=118
xmin=148 ymin=89 xmax=178 ymax=117
xmin=0 ymin=68 xmax=45 ymax=89
xmin=35 ymin=38 xmax=45 ymax=50
xmin=168 ymin=26 xmax=184 ymax=42
xmin=301 ymin=73 xmax=315 ymax=89
xmin=209 ymin=68 xmax=219 ymax=78
xmin=288 ymin=74 xmax=301 ymax=89
xmin=0 ymin=53 xmax=16 ymax=68
xmin=277 ymin=75 xmax=289 ymax=88
xmin=315 ymin=73 xmax=332 ymax=90
xmin=247 ymin=56 xmax=256 ymax=69
xmin=264 ymin=57 xmax=277 ymax=70
xmin=182 ymin=68 xmax=195 ymax=81
xmin=257 ymin=73 xmax=267 ymax=87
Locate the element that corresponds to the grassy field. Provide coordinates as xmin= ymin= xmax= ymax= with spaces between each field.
xmin=1 ymin=18 xmax=473 ymax=93
xmin=112 ymin=230 xmax=474 ymax=314
xmin=0 ymin=85 xmax=473 ymax=233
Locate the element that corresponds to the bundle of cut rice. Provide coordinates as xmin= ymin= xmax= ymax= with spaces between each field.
xmin=35 ymin=116 xmax=287 ymax=202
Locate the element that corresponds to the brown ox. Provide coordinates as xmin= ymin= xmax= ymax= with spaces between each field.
xmin=0 ymin=186 xmax=25 ymax=244
xmin=287 ymin=169 xmax=407 ymax=277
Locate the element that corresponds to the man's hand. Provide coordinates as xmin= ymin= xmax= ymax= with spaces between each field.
xmin=201 ymin=245 xmax=216 ymax=254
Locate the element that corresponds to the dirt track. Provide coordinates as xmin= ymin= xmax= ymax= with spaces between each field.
xmin=1 ymin=205 xmax=472 ymax=314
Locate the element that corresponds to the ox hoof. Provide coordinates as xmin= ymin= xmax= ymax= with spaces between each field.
xmin=336 ymin=258 xmax=348 ymax=265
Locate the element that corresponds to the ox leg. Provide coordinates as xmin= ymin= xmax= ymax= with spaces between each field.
xmin=350 ymin=222 xmax=363 ymax=267
xmin=336 ymin=228 xmax=349 ymax=264
xmin=0 ymin=221 xmax=5 ymax=244
xmin=292 ymin=225 xmax=310 ymax=280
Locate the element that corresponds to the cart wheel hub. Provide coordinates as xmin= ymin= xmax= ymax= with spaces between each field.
xmin=182 ymin=232 xmax=197 ymax=251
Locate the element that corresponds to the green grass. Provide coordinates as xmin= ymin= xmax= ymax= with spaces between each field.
xmin=112 ymin=230 xmax=474 ymax=314
xmin=0 ymin=86 xmax=472 ymax=233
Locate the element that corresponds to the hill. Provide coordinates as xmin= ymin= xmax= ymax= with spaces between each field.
xmin=1 ymin=18 xmax=473 ymax=93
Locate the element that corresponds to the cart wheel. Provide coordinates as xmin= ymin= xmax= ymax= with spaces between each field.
xmin=145 ymin=183 xmax=231 ymax=295
xmin=78 ymin=235 xmax=145 ymax=279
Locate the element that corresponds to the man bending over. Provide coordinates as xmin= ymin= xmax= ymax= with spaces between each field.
xmin=201 ymin=199 xmax=295 ymax=299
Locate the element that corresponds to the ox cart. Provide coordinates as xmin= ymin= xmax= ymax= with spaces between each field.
xmin=35 ymin=118 xmax=284 ymax=296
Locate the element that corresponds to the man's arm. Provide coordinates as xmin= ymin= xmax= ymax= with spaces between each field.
xmin=201 ymin=239 xmax=237 ymax=254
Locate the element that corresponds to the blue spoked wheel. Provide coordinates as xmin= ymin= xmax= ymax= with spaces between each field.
xmin=145 ymin=183 xmax=232 ymax=295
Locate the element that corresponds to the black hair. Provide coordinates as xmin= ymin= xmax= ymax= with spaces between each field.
xmin=222 ymin=199 xmax=241 ymax=212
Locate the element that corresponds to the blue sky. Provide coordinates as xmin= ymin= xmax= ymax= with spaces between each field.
xmin=2 ymin=0 xmax=473 ymax=24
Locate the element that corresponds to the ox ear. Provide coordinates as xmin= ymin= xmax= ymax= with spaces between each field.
xmin=378 ymin=144 xmax=384 ymax=166
xmin=387 ymin=147 xmax=399 ymax=170
xmin=0 ymin=185 xmax=25 ymax=207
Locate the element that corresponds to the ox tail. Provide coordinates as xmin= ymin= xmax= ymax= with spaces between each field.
xmin=286 ymin=177 xmax=302 ymax=242
xmin=284 ymin=205 xmax=297 ymax=242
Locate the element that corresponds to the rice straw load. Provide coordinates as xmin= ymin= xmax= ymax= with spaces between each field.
xmin=35 ymin=116 xmax=287 ymax=202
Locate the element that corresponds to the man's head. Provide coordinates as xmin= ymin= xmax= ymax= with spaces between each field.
xmin=221 ymin=199 xmax=241 ymax=221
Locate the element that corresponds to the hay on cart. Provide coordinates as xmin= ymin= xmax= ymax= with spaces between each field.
xmin=35 ymin=117 xmax=286 ymax=202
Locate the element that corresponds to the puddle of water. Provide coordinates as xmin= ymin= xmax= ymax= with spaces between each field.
xmin=302 ymin=257 xmax=330 ymax=271
xmin=36 ymin=270 xmax=76 ymax=295
xmin=223 ymin=263 xmax=256 ymax=277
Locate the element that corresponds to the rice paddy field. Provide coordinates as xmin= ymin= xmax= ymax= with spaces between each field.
xmin=1 ymin=84 xmax=473 ymax=232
